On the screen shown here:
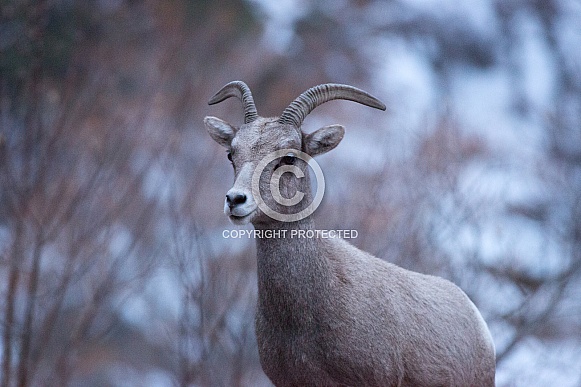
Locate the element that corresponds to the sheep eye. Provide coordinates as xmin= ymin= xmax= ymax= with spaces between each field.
xmin=280 ymin=153 xmax=297 ymax=165
xmin=280 ymin=153 xmax=296 ymax=166
xmin=227 ymin=151 xmax=233 ymax=162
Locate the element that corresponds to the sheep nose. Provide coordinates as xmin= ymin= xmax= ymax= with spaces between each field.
xmin=226 ymin=192 xmax=247 ymax=208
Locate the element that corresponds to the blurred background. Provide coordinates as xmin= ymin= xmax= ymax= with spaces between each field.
xmin=1 ymin=0 xmax=580 ymax=385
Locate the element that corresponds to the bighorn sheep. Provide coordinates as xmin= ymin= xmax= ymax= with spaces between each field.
xmin=205 ymin=81 xmax=496 ymax=386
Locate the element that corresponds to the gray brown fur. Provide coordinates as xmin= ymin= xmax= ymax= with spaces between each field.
xmin=205 ymin=81 xmax=496 ymax=386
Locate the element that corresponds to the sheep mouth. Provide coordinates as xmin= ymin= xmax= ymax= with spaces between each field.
xmin=228 ymin=209 xmax=256 ymax=224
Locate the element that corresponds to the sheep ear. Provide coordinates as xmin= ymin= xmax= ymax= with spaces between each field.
xmin=304 ymin=125 xmax=345 ymax=157
xmin=204 ymin=116 xmax=237 ymax=148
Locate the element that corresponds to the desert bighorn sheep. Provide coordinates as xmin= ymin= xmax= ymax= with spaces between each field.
xmin=205 ymin=81 xmax=496 ymax=386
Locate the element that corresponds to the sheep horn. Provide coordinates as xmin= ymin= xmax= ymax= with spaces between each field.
xmin=278 ymin=84 xmax=386 ymax=128
xmin=208 ymin=81 xmax=259 ymax=124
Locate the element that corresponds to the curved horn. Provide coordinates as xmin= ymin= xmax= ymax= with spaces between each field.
xmin=208 ymin=81 xmax=258 ymax=124
xmin=278 ymin=84 xmax=386 ymax=128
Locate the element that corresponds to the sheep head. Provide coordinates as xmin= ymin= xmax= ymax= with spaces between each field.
xmin=204 ymin=81 xmax=386 ymax=225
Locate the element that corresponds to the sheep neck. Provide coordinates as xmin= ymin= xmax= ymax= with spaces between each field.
xmin=254 ymin=217 xmax=333 ymax=330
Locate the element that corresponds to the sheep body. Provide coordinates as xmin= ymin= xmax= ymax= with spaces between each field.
xmin=255 ymin=232 xmax=495 ymax=387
